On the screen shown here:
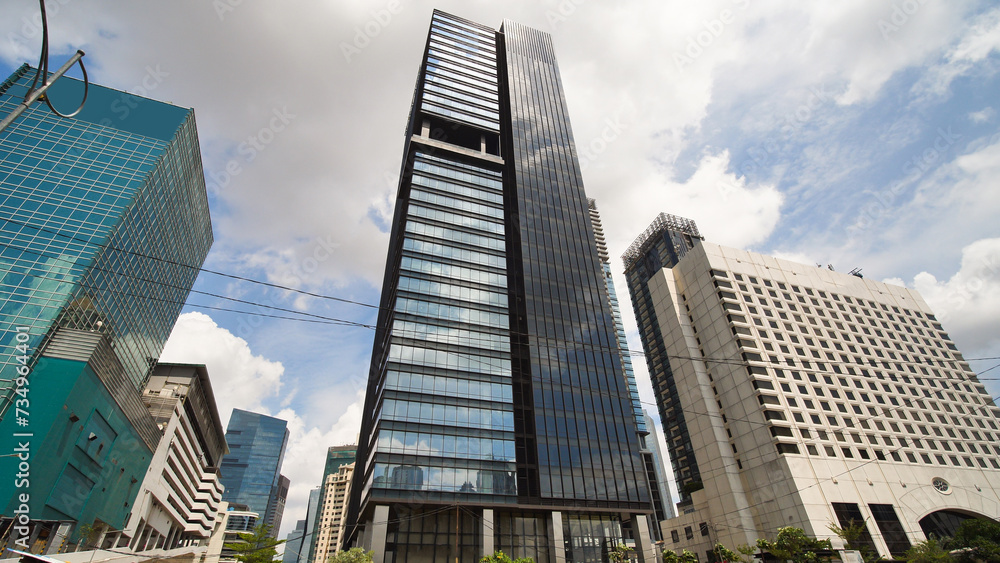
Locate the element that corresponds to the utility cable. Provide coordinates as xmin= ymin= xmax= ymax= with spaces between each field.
xmin=2 ymin=216 xmax=983 ymax=377
xmin=4 ymin=222 xmax=989 ymax=385
xmin=25 ymin=0 xmax=88 ymax=118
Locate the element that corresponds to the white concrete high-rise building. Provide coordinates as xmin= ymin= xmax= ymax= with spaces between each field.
xmin=625 ymin=234 xmax=1000 ymax=561
xmin=121 ymin=363 xmax=228 ymax=553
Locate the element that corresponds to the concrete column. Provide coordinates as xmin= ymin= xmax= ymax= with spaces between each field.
xmin=481 ymin=134 xmax=487 ymax=153
xmin=550 ymin=511 xmax=566 ymax=563
xmin=632 ymin=514 xmax=657 ymax=563
xmin=360 ymin=520 xmax=371 ymax=551
xmin=45 ymin=523 xmax=72 ymax=555
xmin=370 ymin=505 xmax=390 ymax=563
xmin=421 ymin=119 xmax=430 ymax=137
xmin=482 ymin=508 xmax=495 ymax=557
xmin=93 ymin=524 xmax=108 ymax=550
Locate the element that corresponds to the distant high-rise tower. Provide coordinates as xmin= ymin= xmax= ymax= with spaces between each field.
xmin=312 ymin=462 xmax=355 ymax=562
xmin=220 ymin=409 xmax=290 ymax=536
xmin=622 ymin=213 xmax=703 ymax=512
xmin=627 ymin=236 xmax=1000 ymax=560
xmin=282 ymin=519 xmax=307 ymax=563
xmin=346 ymin=10 xmax=656 ymax=562
xmin=0 ymin=64 xmax=212 ymax=551
xmin=588 ymin=199 xmax=668 ymax=527
xmin=642 ymin=410 xmax=676 ymax=520
xmin=309 ymin=445 xmax=356 ymax=562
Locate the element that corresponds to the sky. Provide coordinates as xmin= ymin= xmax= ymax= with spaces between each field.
xmin=2 ymin=0 xmax=999 ymax=542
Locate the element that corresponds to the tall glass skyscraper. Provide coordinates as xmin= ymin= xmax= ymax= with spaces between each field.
xmin=0 ymin=64 xmax=213 ymax=550
xmin=220 ymin=409 xmax=290 ymax=537
xmin=347 ymin=11 xmax=656 ymax=562
xmin=588 ymin=199 xmax=668 ymax=526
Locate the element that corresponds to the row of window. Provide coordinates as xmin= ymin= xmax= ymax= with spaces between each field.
xmin=385 ymin=370 xmax=512 ymax=402
xmin=404 ymin=219 xmax=504 ymax=253
xmin=375 ymin=429 xmax=516 ymax=461
xmin=400 ymin=255 xmax=506 ymax=287
xmin=370 ymin=462 xmax=516 ymax=495
xmin=388 ymin=342 xmax=511 ymax=376
xmin=394 ymin=297 xmax=508 ymax=330
xmin=410 ymin=188 xmax=503 ymax=220
xmin=390 ymin=320 xmax=510 ymax=353
xmin=429 ymin=33 xmax=496 ymax=66
xmin=412 ymin=170 xmax=502 ymax=204
xmin=399 ymin=277 xmax=507 ymax=312
xmin=408 ymin=204 xmax=504 ymax=236
xmin=379 ymin=397 xmax=514 ymax=432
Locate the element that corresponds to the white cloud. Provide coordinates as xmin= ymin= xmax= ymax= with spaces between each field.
xmin=969 ymin=107 xmax=996 ymax=124
xmin=912 ymin=5 xmax=1000 ymax=100
xmin=160 ymin=312 xmax=284 ymax=427
xmin=596 ymin=150 xmax=782 ymax=259
xmin=273 ymin=396 xmax=364 ymax=538
xmin=906 ymin=238 xmax=1000 ymax=353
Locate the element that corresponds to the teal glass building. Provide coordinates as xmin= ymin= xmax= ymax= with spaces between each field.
xmin=0 ymin=64 xmax=212 ymax=551
xmin=347 ymin=11 xmax=657 ymax=562
xmin=0 ymin=63 xmax=213 ymax=409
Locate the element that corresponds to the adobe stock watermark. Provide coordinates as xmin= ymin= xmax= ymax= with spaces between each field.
xmin=109 ymin=65 xmax=170 ymax=120
xmin=546 ymin=0 xmax=587 ymax=30
xmin=6 ymin=0 xmax=73 ymax=55
xmin=577 ymin=101 xmax=635 ymax=172
xmin=673 ymin=0 xmax=751 ymax=71
xmin=206 ymin=105 xmax=296 ymax=197
xmin=8 ymin=326 xmax=33 ymax=551
xmin=878 ymin=0 xmax=930 ymax=41
xmin=846 ymin=125 xmax=961 ymax=240
xmin=340 ymin=0 xmax=404 ymax=63
xmin=212 ymin=0 xmax=246 ymax=21
xmin=49 ymin=65 xmax=170 ymax=178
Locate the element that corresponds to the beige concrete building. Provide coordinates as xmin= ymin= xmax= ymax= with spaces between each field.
xmin=631 ymin=238 xmax=1000 ymax=560
xmin=204 ymin=502 xmax=260 ymax=563
xmin=121 ymin=363 xmax=228 ymax=553
xmin=312 ymin=462 xmax=355 ymax=562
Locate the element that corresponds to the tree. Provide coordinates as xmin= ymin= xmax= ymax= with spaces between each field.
xmin=224 ymin=523 xmax=285 ymax=563
xmin=480 ymin=550 xmax=534 ymax=563
xmin=713 ymin=542 xmax=757 ymax=563
xmin=903 ymin=538 xmax=953 ymax=563
xmin=662 ymin=549 xmax=699 ymax=563
xmin=755 ymin=527 xmax=835 ymax=563
xmin=946 ymin=518 xmax=1000 ymax=563
xmin=74 ymin=523 xmax=101 ymax=552
xmin=829 ymin=519 xmax=878 ymax=563
xmin=609 ymin=543 xmax=634 ymax=563
xmin=329 ymin=548 xmax=375 ymax=563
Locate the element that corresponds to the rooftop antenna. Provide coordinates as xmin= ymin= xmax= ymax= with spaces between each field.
xmin=0 ymin=0 xmax=88 ymax=133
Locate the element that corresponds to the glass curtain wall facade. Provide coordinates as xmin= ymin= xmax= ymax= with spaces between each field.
xmin=0 ymin=64 xmax=213 ymax=418
xmin=587 ymin=199 xmax=668 ymax=526
xmin=348 ymin=10 xmax=655 ymax=563
xmin=622 ymin=213 xmax=702 ymax=509
xmin=219 ymin=409 xmax=290 ymax=537
xmin=0 ymin=64 xmax=212 ymax=551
